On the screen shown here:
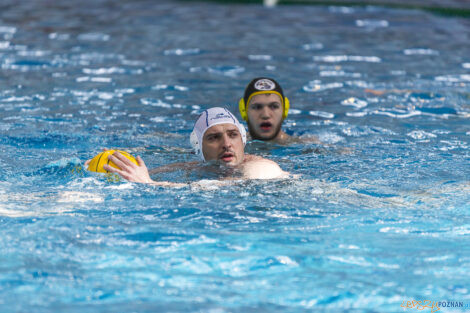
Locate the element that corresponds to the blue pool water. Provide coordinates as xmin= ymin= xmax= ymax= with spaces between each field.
xmin=1 ymin=0 xmax=469 ymax=312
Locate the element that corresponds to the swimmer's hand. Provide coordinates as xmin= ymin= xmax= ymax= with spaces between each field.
xmin=104 ymin=151 xmax=152 ymax=183
xmin=104 ymin=151 xmax=185 ymax=187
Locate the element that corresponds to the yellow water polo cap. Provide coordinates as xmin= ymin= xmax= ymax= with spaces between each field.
xmin=87 ymin=150 xmax=138 ymax=173
xmin=239 ymin=77 xmax=290 ymax=121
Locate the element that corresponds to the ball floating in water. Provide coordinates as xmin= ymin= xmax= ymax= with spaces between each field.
xmin=87 ymin=150 xmax=138 ymax=173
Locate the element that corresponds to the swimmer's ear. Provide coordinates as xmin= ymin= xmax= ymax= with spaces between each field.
xmin=239 ymin=98 xmax=248 ymax=121
xmin=190 ymin=130 xmax=200 ymax=154
xmin=283 ymin=97 xmax=290 ymax=119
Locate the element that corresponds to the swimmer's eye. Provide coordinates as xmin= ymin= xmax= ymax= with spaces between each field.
xmin=228 ymin=131 xmax=239 ymax=138
xmin=250 ymin=103 xmax=263 ymax=110
xmin=205 ymin=134 xmax=220 ymax=142
xmin=250 ymin=102 xmax=281 ymax=111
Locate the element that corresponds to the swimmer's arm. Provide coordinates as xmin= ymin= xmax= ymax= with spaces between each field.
xmin=104 ymin=152 xmax=186 ymax=188
xmin=148 ymin=161 xmax=199 ymax=175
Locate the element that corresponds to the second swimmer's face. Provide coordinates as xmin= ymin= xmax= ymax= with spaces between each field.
xmin=202 ymin=123 xmax=244 ymax=167
xmin=247 ymin=93 xmax=283 ymax=141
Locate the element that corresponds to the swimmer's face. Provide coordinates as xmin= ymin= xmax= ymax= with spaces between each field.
xmin=202 ymin=123 xmax=244 ymax=167
xmin=247 ymin=93 xmax=283 ymax=141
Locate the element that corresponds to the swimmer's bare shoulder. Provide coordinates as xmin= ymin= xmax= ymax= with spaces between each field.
xmin=242 ymin=154 xmax=289 ymax=179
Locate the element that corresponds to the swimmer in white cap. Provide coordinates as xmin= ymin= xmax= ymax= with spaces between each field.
xmin=103 ymin=107 xmax=288 ymax=186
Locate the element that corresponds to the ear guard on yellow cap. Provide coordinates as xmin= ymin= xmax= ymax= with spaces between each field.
xmin=239 ymin=95 xmax=290 ymax=121
xmin=87 ymin=150 xmax=138 ymax=173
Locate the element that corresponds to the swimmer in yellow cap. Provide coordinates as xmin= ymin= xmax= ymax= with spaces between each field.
xmin=96 ymin=107 xmax=289 ymax=186
xmin=239 ymin=77 xmax=320 ymax=144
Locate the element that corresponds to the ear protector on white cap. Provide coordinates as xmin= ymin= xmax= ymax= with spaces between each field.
xmin=190 ymin=107 xmax=247 ymax=161
xmin=190 ymin=130 xmax=202 ymax=156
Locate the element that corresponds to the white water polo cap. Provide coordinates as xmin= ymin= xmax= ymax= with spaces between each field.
xmin=190 ymin=107 xmax=247 ymax=161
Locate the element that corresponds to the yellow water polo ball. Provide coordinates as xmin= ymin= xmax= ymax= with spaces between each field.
xmin=87 ymin=150 xmax=138 ymax=173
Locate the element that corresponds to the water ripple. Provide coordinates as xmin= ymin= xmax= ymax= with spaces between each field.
xmin=82 ymin=67 xmax=126 ymax=75
xmin=319 ymin=70 xmax=361 ymax=78
xmin=140 ymin=98 xmax=172 ymax=108
xmin=341 ymin=97 xmax=368 ymax=108
xmin=355 ymin=19 xmax=389 ymax=28
xmin=0 ymin=26 xmax=16 ymax=34
xmin=372 ymin=109 xmax=421 ymax=119
xmin=207 ymin=65 xmax=245 ymax=77
xmin=0 ymin=41 xmax=11 ymax=49
xmin=76 ymin=76 xmax=112 ymax=83
xmin=403 ymin=48 xmax=439 ymax=55
xmin=77 ymin=32 xmax=110 ymax=41
xmin=329 ymin=6 xmax=355 ymax=14
xmin=435 ymin=74 xmax=470 ymax=83
xmin=163 ymin=48 xmax=201 ymax=56
xmin=48 ymin=33 xmax=70 ymax=40
xmin=248 ymin=54 xmax=272 ymax=61
xmin=301 ymin=43 xmax=324 ymax=50
xmin=303 ymin=81 xmax=343 ymax=93
xmin=152 ymin=84 xmax=189 ymax=91
xmin=407 ymin=130 xmax=437 ymax=140
xmin=313 ymin=55 xmax=381 ymax=63
xmin=308 ymin=111 xmax=335 ymax=119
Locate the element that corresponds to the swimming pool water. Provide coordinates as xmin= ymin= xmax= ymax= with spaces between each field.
xmin=0 ymin=0 xmax=469 ymax=312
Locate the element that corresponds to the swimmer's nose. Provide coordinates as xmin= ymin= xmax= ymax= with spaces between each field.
xmin=260 ymin=106 xmax=271 ymax=119
xmin=221 ymin=133 xmax=232 ymax=149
